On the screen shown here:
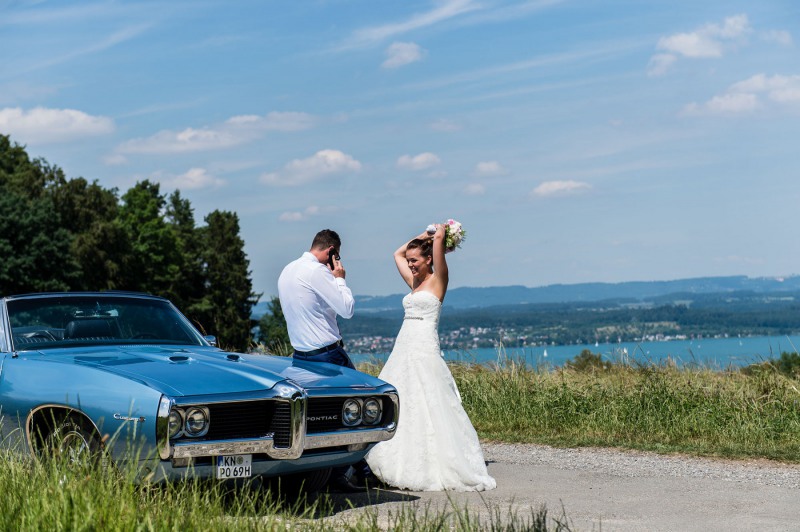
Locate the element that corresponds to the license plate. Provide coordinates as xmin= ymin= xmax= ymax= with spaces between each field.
xmin=216 ymin=454 xmax=252 ymax=479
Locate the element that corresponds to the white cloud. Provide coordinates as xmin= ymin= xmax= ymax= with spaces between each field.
xmin=684 ymin=73 xmax=800 ymax=115
xmin=397 ymin=152 xmax=441 ymax=171
xmin=465 ymin=183 xmax=485 ymax=195
xmin=649 ymin=14 xmax=751 ymax=76
xmin=473 ymin=161 xmax=505 ymax=177
xmin=103 ymin=153 xmax=128 ymax=166
xmin=279 ymin=205 xmax=320 ymax=222
xmin=225 ymin=111 xmax=318 ymax=131
xmin=261 ymin=149 xmax=362 ymax=186
xmin=706 ymin=92 xmax=761 ymax=113
xmin=730 ymin=73 xmax=800 ymax=103
xmin=647 ymin=53 xmax=677 ymax=77
xmin=117 ymin=111 xmax=317 ymax=154
xmin=0 ymin=106 xmax=114 ymax=144
xmin=761 ymin=29 xmax=793 ymax=46
xmin=382 ymin=41 xmax=426 ymax=69
xmin=167 ymin=167 xmax=226 ymax=190
xmin=430 ymin=118 xmax=461 ymax=132
xmin=531 ymin=180 xmax=591 ymax=197
xmin=341 ymin=0 xmax=480 ymax=49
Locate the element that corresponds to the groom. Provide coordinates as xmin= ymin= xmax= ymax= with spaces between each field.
xmin=278 ymin=228 xmax=355 ymax=368
xmin=278 ymin=228 xmax=368 ymax=491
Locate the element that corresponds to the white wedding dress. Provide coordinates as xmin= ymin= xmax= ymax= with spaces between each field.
xmin=366 ymin=290 xmax=496 ymax=492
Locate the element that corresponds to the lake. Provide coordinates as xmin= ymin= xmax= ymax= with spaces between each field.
xmin=351 ymin=334 xmax=800 ymax=369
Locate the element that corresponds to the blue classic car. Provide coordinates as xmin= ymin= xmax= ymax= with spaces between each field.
xmin=0 ymin=291 xmax=398 ymax=489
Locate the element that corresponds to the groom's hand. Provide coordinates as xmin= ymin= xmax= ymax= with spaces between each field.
xmin=330 ymin=255 xmax=346 ymax=279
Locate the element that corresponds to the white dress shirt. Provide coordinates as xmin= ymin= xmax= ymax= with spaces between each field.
xmin=277 ymin=252 xmax=355 ymax=352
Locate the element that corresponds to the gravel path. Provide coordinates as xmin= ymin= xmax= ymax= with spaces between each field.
xmin=327 ymin=443 xmax=800 ymax=530
xmin=484 ymin=442 xmax=800 ymax=490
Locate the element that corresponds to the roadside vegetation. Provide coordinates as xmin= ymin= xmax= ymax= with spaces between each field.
xmin=0 ymin=451 xmax=571 ymax=531
xmin=424 ymin=350 xmax=800 ymax=463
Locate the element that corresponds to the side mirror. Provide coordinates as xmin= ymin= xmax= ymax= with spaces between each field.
xmin=204 ymin=335 xmax=218 ymax=347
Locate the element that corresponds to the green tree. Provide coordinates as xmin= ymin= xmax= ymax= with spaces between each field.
xmin=51 ymin=176 xmax=127 ymax=290
xmin=257 ymin=296 xmax=291 ymax=355
xmin=191 ymin=210 xmax=259 ymax=351
xmin=116 ymin=180 xmax=181 ymax=296
xmin=164 ymin=190 xmax=205 ymax=312
xmin=0 ymin=188 xmax=79 ymax=293
xmin=0 ymin=136 xmax=80 ymax=293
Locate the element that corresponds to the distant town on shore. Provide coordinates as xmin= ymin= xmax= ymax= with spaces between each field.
xmin=255 ymin=275 xmax=800 ymax=353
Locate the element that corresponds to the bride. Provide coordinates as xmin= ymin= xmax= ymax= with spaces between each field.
xmin=365 ymin=224 xmax=496 ymax=492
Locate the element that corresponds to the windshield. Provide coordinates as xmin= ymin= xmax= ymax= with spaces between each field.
xmin=7 ymin=295 xmax=206 ymax=350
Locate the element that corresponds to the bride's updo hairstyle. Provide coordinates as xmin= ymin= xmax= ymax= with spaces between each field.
xmin=406 ymin=237 xmax=434 ymax=266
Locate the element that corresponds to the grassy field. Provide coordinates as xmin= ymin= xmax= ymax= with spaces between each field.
xmin=445 ymin=358 xmax=800 ymax=462
xmin=0 ymin=452 xmax=567 ymax=531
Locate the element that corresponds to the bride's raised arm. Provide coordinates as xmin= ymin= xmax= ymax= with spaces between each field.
xmin=393 ymin=231 xmax=430 ymax=289
xmin=431 ymin=224 xmax=449 ymax=293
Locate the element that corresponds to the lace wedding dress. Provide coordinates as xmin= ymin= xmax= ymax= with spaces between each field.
xmin=366 ymin=290 xmax=496 ymax=491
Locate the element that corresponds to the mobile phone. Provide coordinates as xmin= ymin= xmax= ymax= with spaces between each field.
xmin=327 ymin=250 xmax=340 ymax=268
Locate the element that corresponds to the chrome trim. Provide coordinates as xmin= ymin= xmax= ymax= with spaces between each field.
xmin=157 ymin=396 xmax=174 ymax=460
xmin=157 ymin=380 xmax=308 ymax=460
xmin=0 ymin=300 xmax=9 ymax=352
xmin=168 ymin=423 xmax=398 ymax=458
xmin=159 ymin=388 xmax=399 ymax=461
xmin=304 ymin=425 xmax=397 ymax=449
xmin=284 ymin=384 xmax=307 ymax=459
xmin=24 ymin=404 xmax=102 ymax=455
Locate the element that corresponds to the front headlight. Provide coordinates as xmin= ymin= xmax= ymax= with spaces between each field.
xmin=184 ymin=407 xmax=210 ymax=437
xmin=362 ymin=397 xmax=382 ymax=425
xmin=168 ymin=409 xmax=183 ymax=438
xmin=342 ymin=398 xmax=362 ymax=426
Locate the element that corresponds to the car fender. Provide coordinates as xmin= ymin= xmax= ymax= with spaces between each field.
xmin=0 ymin=356 xmax=163 ymax=458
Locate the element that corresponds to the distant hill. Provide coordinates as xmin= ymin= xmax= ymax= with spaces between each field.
xmin=253 ymin=275 xmax=800 ymax=317
xmin=353 ymin=275 xmax=800 ymax=312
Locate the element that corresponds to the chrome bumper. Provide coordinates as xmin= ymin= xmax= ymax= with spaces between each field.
xmin=157 ymin=382 xmax=399 ymax=461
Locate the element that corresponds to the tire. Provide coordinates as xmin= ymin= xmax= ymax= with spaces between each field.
xmin=278 ymin=467 xmax=332 ymax=494
xmin=42 ymin=416 xmax=103 ymax=465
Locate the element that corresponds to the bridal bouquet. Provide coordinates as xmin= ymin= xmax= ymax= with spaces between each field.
xmin=426 ymin=219 xmax=466 ymax=253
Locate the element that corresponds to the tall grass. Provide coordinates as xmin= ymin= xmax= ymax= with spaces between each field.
xmin=0 ymin=451 xmax=569 ymax=531
xmin=0 ymin=452 xmax=297 ymax=531
xmin=448 ymin=359 xmax=800 ymax=462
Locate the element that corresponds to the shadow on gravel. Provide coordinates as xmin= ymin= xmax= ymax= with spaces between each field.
xmin=255 ymin=478 xmax=420 ymax=518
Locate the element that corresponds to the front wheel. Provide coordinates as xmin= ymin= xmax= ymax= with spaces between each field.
xmin=41 ymin=416 xmax=103 ymax=465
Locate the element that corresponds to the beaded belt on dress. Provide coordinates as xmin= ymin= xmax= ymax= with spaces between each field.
xmin=404 ymin=316 xmax=424 ymax=320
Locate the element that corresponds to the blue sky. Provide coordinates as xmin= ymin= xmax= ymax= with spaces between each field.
xmin=2 ymin=0 xmax=799 ymax=297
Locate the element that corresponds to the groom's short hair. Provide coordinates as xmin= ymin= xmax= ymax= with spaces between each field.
xmin=311 ymin=229 xmax=341 ymax=251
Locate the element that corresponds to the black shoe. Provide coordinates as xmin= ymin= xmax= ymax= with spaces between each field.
xmin=330 ymin=475 xmax=364 ymax=493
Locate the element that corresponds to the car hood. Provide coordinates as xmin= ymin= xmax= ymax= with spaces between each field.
xmin=25 ymin=345 xmax=384 ymax=396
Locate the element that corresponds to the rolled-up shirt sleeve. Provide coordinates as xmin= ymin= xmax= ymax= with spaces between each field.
xmin=311 ymin=267 xmax=355 ymax=319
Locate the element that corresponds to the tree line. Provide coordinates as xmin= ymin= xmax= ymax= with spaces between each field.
xmin=0 ymin=135 xmax=257 ymax=351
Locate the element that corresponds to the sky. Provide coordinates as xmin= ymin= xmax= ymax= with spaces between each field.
xmin=1 ymin=0 xmax=799 ymax=298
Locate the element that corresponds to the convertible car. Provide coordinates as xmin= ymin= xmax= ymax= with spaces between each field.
xmin=0 ymin=291 xmax=398 ymax=489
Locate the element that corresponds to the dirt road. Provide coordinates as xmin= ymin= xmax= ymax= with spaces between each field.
xmin=324 ymin=443 xmax=800 ymax=530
